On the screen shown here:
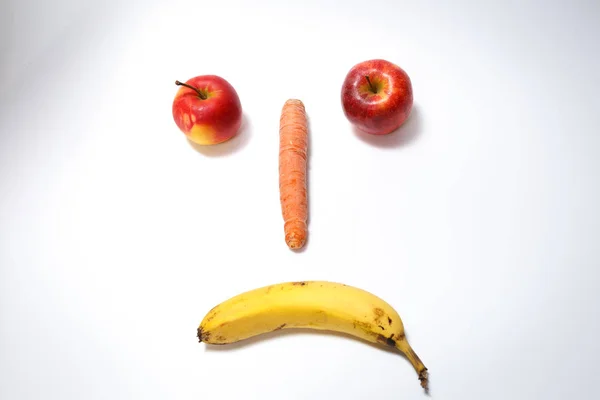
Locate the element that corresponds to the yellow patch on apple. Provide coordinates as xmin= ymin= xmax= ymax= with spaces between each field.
xmin=188 ymin=124 xmax=217 ymax=145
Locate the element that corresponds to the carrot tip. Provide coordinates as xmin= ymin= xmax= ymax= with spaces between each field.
xmin=287 ymin=242 xmax=305 ymax=250
xmin=287 ymin=239 xmax=305 ymax=249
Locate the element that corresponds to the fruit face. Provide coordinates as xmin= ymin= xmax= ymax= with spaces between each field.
xmin=341 ymin=59 xmax=413 ymax=135
xmin=172 ymin=75 xmax=242 ymax=145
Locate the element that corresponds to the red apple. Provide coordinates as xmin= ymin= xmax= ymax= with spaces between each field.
xmin=341 ymin=59 xmax=413 ymax=135
xmin=172 ymin=75 xmax=242 ymax=145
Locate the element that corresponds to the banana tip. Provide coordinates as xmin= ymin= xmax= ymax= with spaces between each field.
xmin=419 ymin=369 xmax=429 ymax=391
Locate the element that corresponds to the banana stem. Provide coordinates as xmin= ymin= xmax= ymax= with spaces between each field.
xmin=396 ymin=339 xmax=428 ymax=390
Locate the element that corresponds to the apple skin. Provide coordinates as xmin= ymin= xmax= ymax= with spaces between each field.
xmin=172 ymin=75 xmax=242 ymax=145
xmin=341 ymin=59 xmax=413 ymax=135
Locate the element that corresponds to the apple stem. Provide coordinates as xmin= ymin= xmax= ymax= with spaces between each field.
xmin=365 ymin=75 xmax=377 ymax=94
xmin=175 ymin=80 xmax=207 ymax=100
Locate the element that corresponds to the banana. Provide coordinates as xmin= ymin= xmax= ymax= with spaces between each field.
xmin=197 ymin=281 xmax=428 ymax=389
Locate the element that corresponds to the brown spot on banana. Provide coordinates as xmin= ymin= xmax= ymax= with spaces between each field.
xmin=376 ymin=334 xmax=396 ymax=348
xmin=274 ymin=323 xmax=287 ymax=330
xmin=387 ymin=316 xmax=392 ymax=325
xmin=204 ymin=308 xmax=220 ymax=322
xmin=292 ymin=281 xmax=307 ymax=286
xmin=315 ymin=310 xmax=328 ymax=324
xmin=373 ymin=307 xmax=387 ymax=325
xmin=353 ymin=320 xmax=373 ymax=332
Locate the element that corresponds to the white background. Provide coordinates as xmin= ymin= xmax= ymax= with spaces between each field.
xmin=1 ymin=0 xmax=599 ymax=399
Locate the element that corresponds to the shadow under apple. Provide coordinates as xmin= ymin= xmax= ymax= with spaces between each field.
xmin=352 ymin=105 xmax=423 ymax=149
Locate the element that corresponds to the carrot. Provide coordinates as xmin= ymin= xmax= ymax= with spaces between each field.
xmin=279 ymin=99 xmax=309 ymax=250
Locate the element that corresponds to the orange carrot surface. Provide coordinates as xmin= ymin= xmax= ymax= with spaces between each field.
xmin=279 ymin=99 xmax=308 ymax=250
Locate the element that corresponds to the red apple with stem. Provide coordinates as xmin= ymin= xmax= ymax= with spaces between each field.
xmin=341 ymin=59 xmax=413 ymax=135
xmin=172 ymin=75 xmax=242 ymax=145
